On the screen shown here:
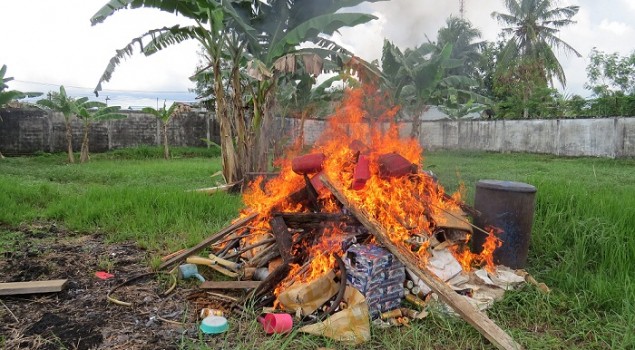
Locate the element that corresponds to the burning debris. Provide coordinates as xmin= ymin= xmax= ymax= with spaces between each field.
xmin=158 ymin=88 xmax=535 ymax=349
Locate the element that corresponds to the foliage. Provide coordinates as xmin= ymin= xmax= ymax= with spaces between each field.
xmin=492 ymin=0 xmax=581 ymax=87
xmin=0 ymin=65 xmax=41 ymax=107
xmin=382 ymin=40 xmax=488 ymax=128
xmin=37 ymin=86 xmax=81 ymax=163
xmin=585 ymin=48 xmax=635 ymax=96
xmin=76 ymin=102 xmax=127 ymax=162
xmin=92 ymin=0 xmax=384 ymax=184
xmin=434 ymin=16 xmax=484 ymax=79
xmin=142 ymin=101 xmax=190 ymax=159
xmin=494 ymin=59 xmax=555 ymax=118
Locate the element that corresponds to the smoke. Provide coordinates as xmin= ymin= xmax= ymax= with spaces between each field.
xmin=333 ymin=0 xmax=505 ymax=62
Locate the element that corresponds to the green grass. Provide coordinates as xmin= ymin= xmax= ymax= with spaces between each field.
xmin=0 ymin=147 xmax=242 ymax=251
xmin=1 ymin=148 xmax=634 ymax=349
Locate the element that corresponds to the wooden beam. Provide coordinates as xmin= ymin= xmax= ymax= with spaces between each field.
xmin=320 ymin=175 xmax=522 ymax=350
xmin=0 ymin=279 xmax=68 ymax=296
xmin=159 ymin=213 xmax=258 ymax=270
xmin=200 ymin=281 xmax=261 ymax=290
xmin=270 ymin=216 xmax=293 ymax=263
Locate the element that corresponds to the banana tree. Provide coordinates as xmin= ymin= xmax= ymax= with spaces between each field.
xmin=142 ymin=101 xmax=189 ymax=159
xmin=37 ymin=86 xmax=80 ymax=163
xmin=76 ymin=103 xmax=127 ymax=162
xmin=92 ymin=0 xmax=258 ymax=183
xmin=91 ymin=0 xmax=384 ymax=184
xmin=238 ymin=0 xmax=386 ymax=173
xmin=383 ymin=41 xmax=489 ymax=136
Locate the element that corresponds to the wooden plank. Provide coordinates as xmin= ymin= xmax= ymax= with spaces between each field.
xmin=200 ymin=281 xmax=261 ymax=290
xmin=270 ymin=216 xmax=293 ymax=262
xmin=0 ymin=279 xmax=68 ymax=296
xmin=159 ymin=213 xmax=258 ymax=270
xmin=320 ymin=175 xmax=522 ymax=350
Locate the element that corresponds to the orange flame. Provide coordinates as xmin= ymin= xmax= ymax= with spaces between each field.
xmin=239 ymin=86 xmax=478 ymax=289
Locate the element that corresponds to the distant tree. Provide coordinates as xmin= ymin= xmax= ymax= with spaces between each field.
xmin=492 ymin=0 xmax=581 ymax=86
xmin=382 ymin=40 xmax=488 ymax=134
xmin=76 ymin=103 xmax=126 ymax=163
xmin=142 ymin=102 xmax=190 ymax=160
xmin=492 ymin=0 xmax=581 ymax=118
xmin=585 ymin=48 xmax=635 ymax=96
xmin=0 ymin=64 xmax=41 ymax=159
xmin=37 ymin=86 xmax=78 ymax=163
xmin=434 ymin=16 xmax=484 ymax=78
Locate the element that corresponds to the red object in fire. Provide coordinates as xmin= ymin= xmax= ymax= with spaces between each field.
xmin=378 ymin=153 xmax=416 ymax=178
xmin=310 ymin=171 xmax=326 ymax=193
xmin=352 ymin=155 xmax=370 ymax=190
xmin=292 ymin=153 xmax=325 ymax=175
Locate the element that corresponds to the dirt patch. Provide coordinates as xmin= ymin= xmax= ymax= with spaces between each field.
xmin=0 ymin=223 xmax=232 ymax=350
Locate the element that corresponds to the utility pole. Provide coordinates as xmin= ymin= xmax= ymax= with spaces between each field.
xmin=459 ymin=0 xmax=465 ymax=19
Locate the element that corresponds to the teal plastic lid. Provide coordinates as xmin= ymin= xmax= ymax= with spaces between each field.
xmin=200 ymin=315 xmax=229 ymax=334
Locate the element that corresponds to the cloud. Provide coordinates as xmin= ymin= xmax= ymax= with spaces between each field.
xmin=622 ymin=0 xmax=635 ymax=11
xmin=598 ymin=19 xmax=634 ymax=36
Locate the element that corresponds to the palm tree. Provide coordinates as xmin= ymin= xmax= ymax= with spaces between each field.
xmin=36 ymin=86 xmax=79 ymax=163
xmin=492 ymin=0 xmax=581 ymax=87
xmin=435 ymin=16 xmax=484 ymax=78
xmin=142 ymin=101 xmax=189 ymax=160
xmin=76 ymin=102 xmax=127 ymax=163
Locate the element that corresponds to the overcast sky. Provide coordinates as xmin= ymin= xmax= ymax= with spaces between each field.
xmin=1 ymin=0 xmax=634 ymax=108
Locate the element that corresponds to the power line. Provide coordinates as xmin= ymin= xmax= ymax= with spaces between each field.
xmin=12 ymin=79 xmax=194 ymax=94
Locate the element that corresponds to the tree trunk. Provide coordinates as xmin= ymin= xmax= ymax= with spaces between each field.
xmin=410 ymin=107 xmax=423 ymax=139
xmin=65 ymin=119 xmax=75 ymax=163
xmin=231 ymin=64 xmax=247 ymax=182
xmin=163 ymin=122 xmax=170 ymax=160
xmin=214 ymin=58 xmax=239 ymax=184
xmin=80 ymin=122 xmax=90 ymax=163
xmin=251 ymin=88 xmax=274 ymax=173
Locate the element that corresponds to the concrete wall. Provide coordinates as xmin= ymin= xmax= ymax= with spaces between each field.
xmin=0 ymin=108 xmax=217 ymax=155
xmin=437 ymin=118 xmax=635 ymax=157
xmin=298 ymin=117 xmax=635 ymax=158
xmin=2 ymin=109 xmax=633 ymax=158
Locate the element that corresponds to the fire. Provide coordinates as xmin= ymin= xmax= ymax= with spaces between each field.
xmin=450 ymin=228 xmax=502 ymax=273
xmin=239 ymin=86 xmax=499 ymax=290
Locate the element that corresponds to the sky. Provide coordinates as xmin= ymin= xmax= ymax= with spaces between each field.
xmin=1 ymin=0 xmax=634 ymax=108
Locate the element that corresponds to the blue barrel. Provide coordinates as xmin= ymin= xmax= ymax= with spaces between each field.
xmin=471 ymin=180 xmax=537 ymax=269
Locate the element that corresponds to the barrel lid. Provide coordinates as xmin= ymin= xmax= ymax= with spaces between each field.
xmin=476 ymin=180 xmax=536 ymax=193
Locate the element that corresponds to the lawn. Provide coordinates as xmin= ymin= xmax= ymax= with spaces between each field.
xmin=1 ymin=147 xmax=633 ymax=349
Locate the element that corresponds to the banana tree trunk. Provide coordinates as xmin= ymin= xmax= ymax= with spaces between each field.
xmin=214 ymin=58 xmax=239 ymax=184
xmin=163 ymin=122 xmax=170 ymax=160
xmin=65 ymin=119 xmax=75 ymax=163
xmin=231 ymin=65 xmax=247 ymax=182
xmin=410 ymin=114 xmax=422 ymax=139
xmin=80 ymin=121 xmax=90 ymax=163
xmin=250 ymin=85 xmax=273 ymax=174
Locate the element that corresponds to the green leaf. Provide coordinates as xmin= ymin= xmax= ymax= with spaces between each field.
xmin=267 ymin=13 xmax=377 ymax=63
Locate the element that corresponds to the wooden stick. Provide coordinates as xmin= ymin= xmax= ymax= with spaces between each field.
xmin=159 ymin=213 xmax=258 ymax=270
xmin=321 ymin=175 xmax=522 ymax=350
xmin=200 ymin=281 xmax=261 ymax=290
xmin=0 ymin=280 xmax=68 ymax=296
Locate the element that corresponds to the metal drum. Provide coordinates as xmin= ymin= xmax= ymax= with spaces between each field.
xmin=471 ymin=180 xmax=537 ymax=269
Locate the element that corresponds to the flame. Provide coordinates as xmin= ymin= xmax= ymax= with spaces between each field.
xmin=237 ymin=86 xmax=487 ymax=291
xmin=450 ymin=228 xmax=502 ymax=272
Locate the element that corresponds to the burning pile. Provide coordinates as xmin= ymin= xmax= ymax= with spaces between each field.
xmin=160 ymin=88 xmax=530 ymax=348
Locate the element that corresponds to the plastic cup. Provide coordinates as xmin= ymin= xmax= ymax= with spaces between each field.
xmin=257 ymin=313 xmax=293 ymax=334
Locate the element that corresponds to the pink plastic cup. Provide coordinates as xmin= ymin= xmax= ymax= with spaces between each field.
xmin=257 ymin=313 xmax=293 ymax=334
